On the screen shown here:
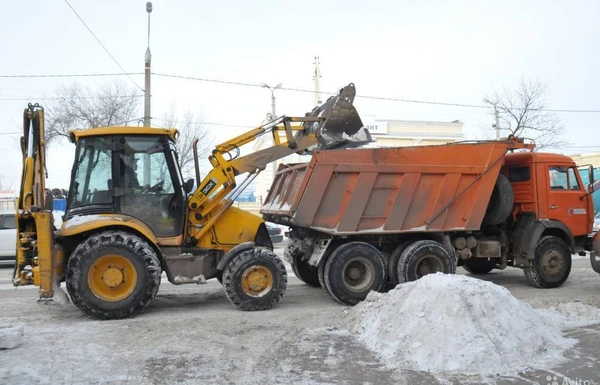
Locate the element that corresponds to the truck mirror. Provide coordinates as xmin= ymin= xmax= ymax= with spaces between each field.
xmin=184 ymin=178 xmax=194 ymax=194
xmin=590 ymin=165 xmax=595 ymax=189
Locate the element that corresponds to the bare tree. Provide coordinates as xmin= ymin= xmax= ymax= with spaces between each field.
xmin=157 ymin=108 xmax=214 ymax=179
xmin=45 ymin=82 xmax=140 ymax=143
xmin=484 ymin=78 xmax=568 ymax=150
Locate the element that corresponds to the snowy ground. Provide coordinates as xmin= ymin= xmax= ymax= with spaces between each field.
xmin=1 ymin=250 xmax=600 ymax=385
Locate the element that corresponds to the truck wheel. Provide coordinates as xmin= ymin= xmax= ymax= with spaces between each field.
xmin=482 ymin=174 xmax=514 ymax=225
xmin=222 ymin=247 xmax=287 ymax=311
xmin=66 ymin=231 xmax=161 ymax=320
xmin=323 ymin=242 xmax=386 ymax=305
xmin=292 ymin=255 xmax=321 ymax=287
xmin=524 ymin=236 xmax=572 ymax=288
xmin=317 ymin=255 xmax=331 ymax=294
xmin=397 ymin=240 xmax=456 ymax=283
xmin=387 ymin=240 xmax=414 ymax=288
xmin=463 ymin=258 xmax=496 ymax=275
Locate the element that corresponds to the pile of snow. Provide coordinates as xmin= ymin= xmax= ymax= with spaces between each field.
xmin=0 ymin=326 xmax=24 ymax=349
xmin=551 ymin=302 xmax=600 ymax=327
xmin=346 ymin=273 xmax=580 ymax=377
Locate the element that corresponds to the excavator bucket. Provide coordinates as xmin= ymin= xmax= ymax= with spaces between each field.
xmin=298 ymin=83 xmax=372 ymax=153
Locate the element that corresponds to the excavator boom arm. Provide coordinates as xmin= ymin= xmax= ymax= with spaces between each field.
xmin=187 ymin=83 xmax=371 ymax=216
xmin=13 ymin=104 xmax=60 ymax=301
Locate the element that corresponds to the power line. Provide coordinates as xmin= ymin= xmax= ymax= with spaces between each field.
xmin=151 ymin=73 xmax=600 ymax=113
xmin=0 ymin=95 xmax=143 ymax=101
xmin=63 ymin=0 xmax=144 ymax=92
xmin=0 ymin=73 xmax=143 ymax=79
xmin=152 ymin=73 xmax=488 ymax=108
xmin=1 ymin=70 xmax=600 ymax=113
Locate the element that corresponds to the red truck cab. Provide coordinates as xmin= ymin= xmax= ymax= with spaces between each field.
xmin=505 ymin=152 xmax=593 ymax=240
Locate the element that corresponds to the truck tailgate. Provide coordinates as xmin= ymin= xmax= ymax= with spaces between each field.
xmin=261 ymin=141 xmax=524 ymax=235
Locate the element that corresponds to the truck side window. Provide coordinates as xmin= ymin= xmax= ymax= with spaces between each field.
xmin=568 ymin=167 xmax=581 ymax=190
xmin=549 ymin=166 xmax=568 ymax=190
xmin=508 ymin=166 xmax=530 ymax=182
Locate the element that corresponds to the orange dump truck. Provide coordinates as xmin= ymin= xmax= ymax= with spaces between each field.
xmin=261 ymin=139 xmax=598 ymax=305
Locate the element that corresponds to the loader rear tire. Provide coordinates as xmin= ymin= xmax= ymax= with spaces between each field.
xmin=524 ymin=236 xmax=572 ymax=288
xmin=323 ymin=242 xmax=386 ymax=305
xmin=291 ymin=255 xmax=321 ymax=288
xmin=66 ymin=231 xmax=161 ymax=320
xmin=222 ymin=247 xmax=287 ymax=311
xmin=482 ymin=174 xmax=514 ymax=225
xmin=397 ymin=240 xmax=455 ymax=283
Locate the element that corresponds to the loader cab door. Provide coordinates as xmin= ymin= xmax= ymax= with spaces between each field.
xmin=117 ymin=136 xmax=186 ymax=238
xmin=546 ymin=164 xmax=590 ymax=236
xmin=67 ymin=136 xmax=116 ymax=215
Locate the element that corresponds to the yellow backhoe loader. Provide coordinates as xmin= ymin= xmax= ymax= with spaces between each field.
xmin=13 ymin=84 xmax=370 ymax=319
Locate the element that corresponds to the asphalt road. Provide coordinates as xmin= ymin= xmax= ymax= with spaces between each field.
xmin=1 ymin=252 xmax=599 ymax=385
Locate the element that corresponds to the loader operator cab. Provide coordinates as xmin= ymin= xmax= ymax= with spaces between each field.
xmin=66 ymin=132 xmax=187 ymax=238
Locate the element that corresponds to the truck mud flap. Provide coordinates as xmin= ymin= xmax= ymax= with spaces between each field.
xmin=307 ymin=238 xmax=333 ymax=267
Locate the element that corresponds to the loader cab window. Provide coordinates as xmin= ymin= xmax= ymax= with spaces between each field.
xmin=118 ymin=136 xmax=185 ymax=237
xmin=69 ymin=137 xmax=114 ymax=208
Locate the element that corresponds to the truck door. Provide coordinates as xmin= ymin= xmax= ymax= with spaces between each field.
xmin=547 ymin=165 xmax=589 ymax=236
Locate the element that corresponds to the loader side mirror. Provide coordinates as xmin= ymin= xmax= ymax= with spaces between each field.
xmin=184 ymin=178 xmax=195 ymax=194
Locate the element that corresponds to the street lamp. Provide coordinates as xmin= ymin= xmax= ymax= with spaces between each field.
xmin=261 ymin=82 xmax=282 ymax=120
xmin=143 ymin=2 xmax=153 ymax=187
xmin=144 ymin=2 xmax=152 ymax=128
xmin=261 ymin=82 xmax=282 ymax=189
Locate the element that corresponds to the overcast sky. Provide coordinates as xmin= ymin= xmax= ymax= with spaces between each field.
xmin=1 ymin=0 xmax=599 ymax=189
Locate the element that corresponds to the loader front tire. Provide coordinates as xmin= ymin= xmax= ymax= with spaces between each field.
xmin=222 ymin=247 xmax=287 ymax=311
xmin=66 ymin=231 xmax=161 ymax=320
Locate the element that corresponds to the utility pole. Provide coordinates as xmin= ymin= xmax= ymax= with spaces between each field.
xmin=143 ymin=2 xmax=153 ymax=186
xmin=313 ymin=56 xmax=322 ymax=107
xmin=494 ymin=105 xmax=501 ymax=140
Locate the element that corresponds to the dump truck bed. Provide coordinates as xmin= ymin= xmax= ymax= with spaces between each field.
xmin=261 ymin=140 xmax=527 ymax=235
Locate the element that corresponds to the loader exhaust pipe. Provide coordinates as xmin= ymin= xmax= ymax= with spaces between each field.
xmin=297 ymin=83 xmax=373 ymax=153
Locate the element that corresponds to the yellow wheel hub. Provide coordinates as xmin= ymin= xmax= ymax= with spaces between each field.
xmin=88 ymin=255 xmax=138 ymax=302
xmin=241 ymin=266 xmax=273 ymax=297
